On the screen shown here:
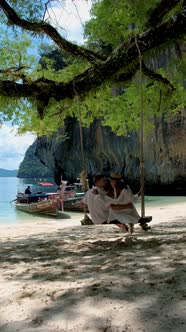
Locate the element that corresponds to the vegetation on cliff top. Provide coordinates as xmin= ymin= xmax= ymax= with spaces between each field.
xmin=17 ymin=141 xmax=53 ymax=178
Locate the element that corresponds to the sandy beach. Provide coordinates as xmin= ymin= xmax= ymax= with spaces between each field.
xmin=0 ymin=202 xmax=186 ymax=332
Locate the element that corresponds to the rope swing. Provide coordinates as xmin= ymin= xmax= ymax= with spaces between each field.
xmin=72 ymin=50 xmax=152 ymax=228
xmin=73 ymin=83 xmax=92 ymax=224
xmin=135 ymin=38 xmax=152 ymax=225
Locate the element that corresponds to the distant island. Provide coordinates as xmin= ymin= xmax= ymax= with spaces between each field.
xmin=0 ymin=168 xmax=18 ymax=177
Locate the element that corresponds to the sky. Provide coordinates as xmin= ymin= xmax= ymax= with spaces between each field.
xmin=45 ymin=0 xmax=92 ymax=44
xmin=0 ymin=125 xmax=35 ymax=170
xmin=0 ymin=0 xmax=92 ymax=170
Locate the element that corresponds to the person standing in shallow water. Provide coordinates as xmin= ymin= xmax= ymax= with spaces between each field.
xmin=25 ymin=186 xmax=31 ymax=194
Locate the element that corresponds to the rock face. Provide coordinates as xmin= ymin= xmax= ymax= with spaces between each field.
xmin=18 ymin=141 xmax=53 ymax=178
xmin=35 ymin=112 xmax=186 ymax=194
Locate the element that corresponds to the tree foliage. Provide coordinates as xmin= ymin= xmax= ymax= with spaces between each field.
xmin=85 ymin=0 xmax=183 ymax=46
xmin=0 ymin=0 xmax=186 ymax=136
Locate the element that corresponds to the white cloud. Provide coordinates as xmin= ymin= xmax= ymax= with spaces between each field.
xmin=45 ymin=0 xmax=92 ymax=44
xmin=0 ymin=124 xmax=36 ymax=170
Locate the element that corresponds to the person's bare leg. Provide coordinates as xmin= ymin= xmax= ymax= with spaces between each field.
xmin=109 ymin=220 xmax=129 ymax=233
xmin=116 ymin=223 xmax=129 ymax=232
xmin=129 ymin=224 xmax=134 ymax=234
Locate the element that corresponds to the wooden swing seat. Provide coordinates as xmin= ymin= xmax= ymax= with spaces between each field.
xmin=138 ymin=216 xmax=152 ymax=224
xmin=138 ymin=216 xmax=152 ymax=231
xmin=81 ymin=215 xmax=152 ymax=230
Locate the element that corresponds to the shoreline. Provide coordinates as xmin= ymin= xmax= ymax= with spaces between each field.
xmin=1 ymin=195 xmax=185 ymax=227
xmin=0 ymin=202 xmax=185 ymax=331
xmin=1 ymin=199 xmax=185 ymax=227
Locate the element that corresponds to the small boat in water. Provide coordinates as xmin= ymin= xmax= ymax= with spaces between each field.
xmin=60 ymin=184 xmax=86 ymax=212
xmin=15 ymin=192 xmax=61 ymax=216
xmin=63 ymin=194 xmax=85 ymax=212
xmin=15 ymin=182 xmax=86 ymax=216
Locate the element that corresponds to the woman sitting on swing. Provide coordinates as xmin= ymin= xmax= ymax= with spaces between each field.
xmin=104 ymin=173 xmax=151 ymax=232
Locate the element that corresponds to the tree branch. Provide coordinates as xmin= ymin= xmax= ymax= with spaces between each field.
xmin=0 ymin=6 xmax=186 ymax=117
xmin=142 ymin=63 xmax=175 ymax=92
xmin=0 ymin=0 xmax=106 ymax=63
xmin=114 ymin=62 xmax=139 ymax=83
xmin=0 ymin=65 xmax=30 ymax=74
xmin=146 ymin=0 xmax=182 ymax=28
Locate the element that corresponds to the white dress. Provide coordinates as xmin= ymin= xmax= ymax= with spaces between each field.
xmin=82 ymin=187 xmax=108 ymax=224
xmin=103 ymin=186 xmax=140 ymax=225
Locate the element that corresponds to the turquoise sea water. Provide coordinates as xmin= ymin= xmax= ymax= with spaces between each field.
xmin=0 ymin=177 xmax=185 ymax=224
xmin=0 ymin=177 xmax=58 ymax=224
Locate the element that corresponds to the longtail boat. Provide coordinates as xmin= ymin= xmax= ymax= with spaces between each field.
xmin=15 ymin=192 xmax=61 ymax=216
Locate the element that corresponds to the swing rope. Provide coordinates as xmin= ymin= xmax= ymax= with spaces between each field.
xmin=72 ymin=46 xmax=151 ymax=227
xmin=75 ymin=93 xmax=88 ymax=189
xmin=135 ymin=38 xmax=145 ymax=218
xmin=135 ymin=37 xmax=152 ymax=225
xmin=73 ymin=83 xmax=90 ymax=221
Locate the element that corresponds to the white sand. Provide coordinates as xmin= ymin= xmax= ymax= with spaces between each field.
xmin=0 ymin=202 xmax=185 ymax=332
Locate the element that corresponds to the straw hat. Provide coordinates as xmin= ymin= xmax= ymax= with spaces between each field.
xmin=110 ymin=172 xmax=122 ymax=179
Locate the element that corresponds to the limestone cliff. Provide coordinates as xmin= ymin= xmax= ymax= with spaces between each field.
xmin=35 ymin=111 xmax=186 ymax=195
xmin=18 ymin=141 xmax=53 ymax=178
